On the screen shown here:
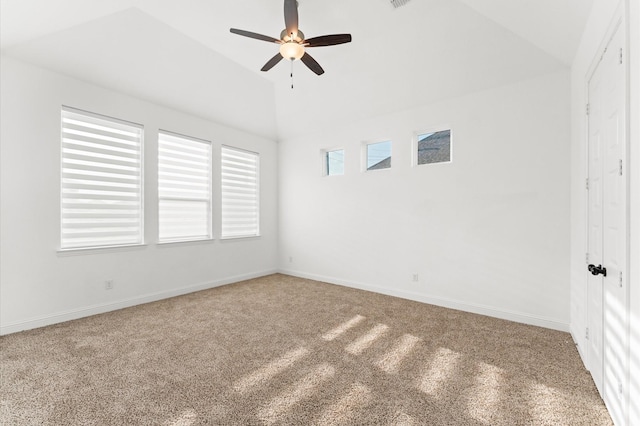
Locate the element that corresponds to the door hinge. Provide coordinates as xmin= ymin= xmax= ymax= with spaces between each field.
xmin=619 ymin=271 xmax=623 ymax=288
xmin=586 ymin=103 xmax=590 ymax=115
xmin=585 ymin=178 xmax=589 ymax=190
xmin=586 ymin=252 xmax=589 ymax=264
xmin=620 ymin=48 xmax=623 ymax=65
xmin=619 ymin=159 xmax=623 ymax=176
xmin=586 ymin=327 xmax=589 ymax=340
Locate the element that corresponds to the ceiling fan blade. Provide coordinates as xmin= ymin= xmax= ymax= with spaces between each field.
xmin=284 ymin=0 xmax=299 ymax=37
xmin=304 ymin=34 xmax=352 ymax=47
xmin=261 ymin=53 xmax=284 ymax=72
xmin=230 ymin=28 xmax=281 ymax=44
xmin=300 ymin=52 xmax=324 ymax=75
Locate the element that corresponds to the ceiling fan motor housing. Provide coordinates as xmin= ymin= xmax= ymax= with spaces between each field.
xmin=280 ymin=29 xmax=304 ymax=42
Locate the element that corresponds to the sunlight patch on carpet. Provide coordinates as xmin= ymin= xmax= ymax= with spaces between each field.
xmin=167 ymin=409 xmax=197 ymax=426
xmin=391 ymin=411 xmax=419 ymax=426
xmin=257 ymin=363 xmax=335 ymax=425
xmin=416 ymin=347 xmax=461 ymax=396
xmin=322 ymin=315 xmax=366 ymax=341
xmin=528 ymin=381 xmax=573 ymax=424
xmin=375 ymin=334 xmax=421 ymax=373
xmin=233 ymin=347 xmax=309 ymax=393
xmin=466 ymin=362 xmax=504 ymax=424
xmin=315 ymin=382 xmax=371 ymax=425
xmin=345 ymin=324 xmax=389 ymax=355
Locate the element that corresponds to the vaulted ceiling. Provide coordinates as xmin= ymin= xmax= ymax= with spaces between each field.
xmin=0 ymin=0 xmax=593 ymax=140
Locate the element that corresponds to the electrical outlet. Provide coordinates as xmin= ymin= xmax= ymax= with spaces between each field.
xmin=289 ymin=256 xmax=293 ymax=263
xmin=105 ymin=280 xmax=114 ymax=290
xmin=412 ymin=273 xmax=419 ymax=282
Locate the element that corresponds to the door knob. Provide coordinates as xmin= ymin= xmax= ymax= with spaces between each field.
xmin=588 ymin=264 xmax=607 ymax=277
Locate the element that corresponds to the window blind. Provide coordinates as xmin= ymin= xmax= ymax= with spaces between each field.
xmin=60 ymin=107 xmax=143 ymax=249
xmin=221 ymin=146 xmax=259 ymax=239
xmin=158 ymin=132 xmax=212 ymax=242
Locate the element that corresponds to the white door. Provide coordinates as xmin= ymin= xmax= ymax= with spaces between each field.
xmin=586 ymin=22 xmax=627 ymax=422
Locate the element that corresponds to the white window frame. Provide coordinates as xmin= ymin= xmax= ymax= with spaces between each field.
xmin=221 ymin=145 xmax=260 ymax=239
xmin=412 ymin=126 xmax=453 ymax=167
xmin=362 ymin=140 xmax=392 ymax=172
xmin=60 ymin=106 xmax=144 ymax=251
xmin=158 ymin=130 xmax=213 ymax=244
xmin=322 ymin=148 xmax=346 ymax=177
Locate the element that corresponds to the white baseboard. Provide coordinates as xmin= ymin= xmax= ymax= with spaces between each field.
xmin=0 ymin=269 xmax=277 ymax=336
xmin=280 ymin=269 xmax=570 ymax=332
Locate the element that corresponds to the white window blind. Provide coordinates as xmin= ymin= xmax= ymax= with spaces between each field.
xmin=158 ymin=132 xmax=212 ymax=242
xmin=60 ymin=107 xmax=143 ymax=249
xmin=221 ymin=146 xmax=259 ymax=239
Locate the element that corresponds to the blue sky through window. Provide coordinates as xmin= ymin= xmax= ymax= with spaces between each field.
xmin=367 ymin=141 xmax=392 ymax=170
xmin=327 ymin=149 xmax=344 ymax=176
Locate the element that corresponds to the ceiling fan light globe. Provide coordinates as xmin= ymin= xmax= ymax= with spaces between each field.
xmin=280 ymin=42 xmax=304 ymax=60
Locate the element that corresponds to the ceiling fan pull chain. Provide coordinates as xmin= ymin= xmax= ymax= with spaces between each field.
xmin=290 ymin=60 xmax=294 ymax=89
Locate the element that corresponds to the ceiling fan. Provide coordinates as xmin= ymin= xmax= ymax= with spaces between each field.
xmin=230 ymin=0 xmax=352 ymax=76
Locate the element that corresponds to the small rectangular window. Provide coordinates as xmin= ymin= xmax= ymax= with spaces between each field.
xmin=158 ymin=131 xmax=212 ymax=243
xmin=325 ymin=149 xmax=345 ymax=176
xmin=60 ymin=107 xmax=143 ymax=250
xmin=366 ymin=141 xmax=392 ymax=171
xmin=416 ymin=129 xmax=451 ymax=165
xmin=221 ymin=146 xmax=259 ymax=239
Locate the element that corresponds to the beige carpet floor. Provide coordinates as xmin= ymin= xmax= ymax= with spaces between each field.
xmin=1 ymin=274 xmax=612 ymax=425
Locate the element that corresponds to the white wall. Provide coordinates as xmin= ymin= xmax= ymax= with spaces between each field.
xmin=2 ymin=8 xmax=279 ymax=141
xmin=0 ymin=56 xmax=279 ymax=335
xmin=271 ymin=0 xmax=565 ymax=141
xmin=279 ymin=70 xmax=571 ymax=331
xmin=569 ymin=0 xmax=640 ymax=424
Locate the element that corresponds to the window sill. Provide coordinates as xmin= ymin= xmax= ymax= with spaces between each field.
xmin=156 ymin=238 xmax=215 ymax=247
xmin=220 ymin=235 xmax=261 ymax=242
xmin=364 ymin=167 xmax=392 ymax=173
xmin=57 ymin=243 xmax=147 ymax=256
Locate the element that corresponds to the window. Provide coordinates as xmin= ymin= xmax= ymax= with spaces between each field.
xmin=415 ymin=129 xmax=451 ymax=165
xmin=325 ymin=149 xmax=345 ymax=176
xmin=221 ymin=146 xmax=259 ymax=239
xmin=158 ymin=131 xmax=212 ymax=242
xmin=60 ymin=107 xmax=143 ymax=249
xmin=365 ymin=141 xmax=392 ymax=171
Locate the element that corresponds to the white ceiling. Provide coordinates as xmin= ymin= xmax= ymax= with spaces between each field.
xmin=0 ymin=0 xmax=593 ymax=140
xmin=455 ymin=0 xmax=593 ymax=65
